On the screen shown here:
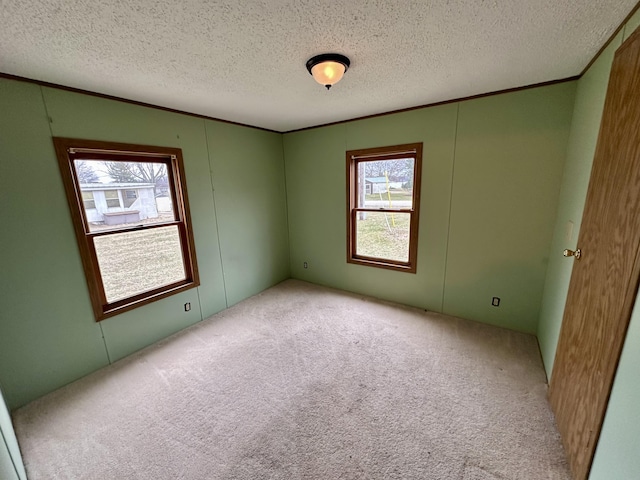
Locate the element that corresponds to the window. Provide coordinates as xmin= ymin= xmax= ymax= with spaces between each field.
xmin=123 ymin=189 xmax=138 ymax=208
xmin=104 ymin=190 xmax=120 ymax=208
xmin=346 ymin=143 xmax=422 ymax=273
xmin=82 ymin=191 xmax=95 ymax=210
xmin=53 ymin=138 xmax=200 ymax=321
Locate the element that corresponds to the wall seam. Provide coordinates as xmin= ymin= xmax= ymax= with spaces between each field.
xmin=98 ymin=324 xmax=112 ymax=364
xmin=185 ymin=128 xmax=206 ymax=322
xmin=195 ymin=286 xmax=205 ymax=322
xmin=440 ymin=102 xmax=461 ymax=313
xmin=203 ymin=119 xmax=229 ymax=308
xmin=39 ymin=85 xmax=114 ymax=364
xmin=280 ymin=133 xmax=292 ymax=278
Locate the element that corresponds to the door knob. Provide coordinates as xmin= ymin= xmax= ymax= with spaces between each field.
xmin=563 ymin=248 xmax=582 ymax=260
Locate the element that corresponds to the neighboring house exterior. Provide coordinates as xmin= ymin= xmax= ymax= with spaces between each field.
xmin=365 ymin=177 xmax=403 ymax=194
xmin=79 ymin=183 xmax=158 ymax=224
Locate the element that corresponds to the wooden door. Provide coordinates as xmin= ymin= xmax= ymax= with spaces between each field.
xmin=549 ymin=28 xmax=640 ymax=480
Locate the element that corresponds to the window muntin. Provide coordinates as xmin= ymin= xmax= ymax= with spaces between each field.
xmin=347 ymin=143 xmax=422 ymax=273
xmin=55 ymin=138 xmax=199 ymax=321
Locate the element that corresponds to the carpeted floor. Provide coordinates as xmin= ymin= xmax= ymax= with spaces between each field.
xmin=13 ymin=280 xmax=571 ymax=479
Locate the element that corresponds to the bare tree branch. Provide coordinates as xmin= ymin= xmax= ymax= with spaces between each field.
xmin=102 ymin=161 xmax=167 ymax=186
xmin=75 ymin=160 xmax=99 ymax=183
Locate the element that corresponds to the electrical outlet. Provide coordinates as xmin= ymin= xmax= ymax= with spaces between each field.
xmin=303 ymin=261 xmax=308 ymax=269
xmin=491 ymin=297 xmax=500 ymax=307
xmin=184 ymin=302 xmax=191 ymax=312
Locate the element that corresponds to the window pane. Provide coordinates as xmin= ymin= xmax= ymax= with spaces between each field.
xmin=104 ymin=190 xmax=121 ymax=208
xmin=356 ymin=211 xmax=410 ymax=262
xmin=94 ymin=225 xmax=186 ymax=303
xmin=123 ymin=189 xmax=138 ymax=208
xmin=357 ymin=158 xmax=414 ymax=209
xmin=73 ymin=159 xmax=175 ymax=232
xmin=81 ymin=192 xmax=95 ymax=210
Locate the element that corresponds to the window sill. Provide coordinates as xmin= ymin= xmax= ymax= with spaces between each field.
xmin=347 ymin=256 xmax=416 ymax=274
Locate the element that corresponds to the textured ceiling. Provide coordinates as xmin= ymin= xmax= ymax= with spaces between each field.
xmin=0 ymin=0 xmax=637 ymax=132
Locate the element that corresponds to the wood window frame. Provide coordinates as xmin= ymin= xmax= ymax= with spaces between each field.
xmin=346 ymin=143 xmax=423 ymax=273
xmin=53 ymin=137 xmax=200 ymax=321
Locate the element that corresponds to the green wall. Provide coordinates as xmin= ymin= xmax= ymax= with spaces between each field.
xmin=284 ymin=83 xmax=576 ymax=333
xmin=535 ymin=10 xmax=640 ymax=479
xmin=590 ymin=298 xmax=640 ymax=479
xmin=284 ymin=106 xmax=457 ymax=311
xmin=0 ymin=78 xmax=289 ymax=410
xmin=205 ymin=121 xmax=290 ymax=307
xmin=536 ymin=33 xmax=621 ymax=376
xmin=0 ymin=80 xmax=108 ymax=409
xmin=444 ymin=87 xmax=575 ymax=332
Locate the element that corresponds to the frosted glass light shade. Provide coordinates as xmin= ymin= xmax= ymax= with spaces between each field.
xmin=311 ymin=61 xmax=346 ymax=86
xmin=306 ymin=53 xmax=350 ymax=90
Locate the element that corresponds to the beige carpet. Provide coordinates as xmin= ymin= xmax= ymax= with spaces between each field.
xmin=13 ymin=280 xmax=570 ymax=479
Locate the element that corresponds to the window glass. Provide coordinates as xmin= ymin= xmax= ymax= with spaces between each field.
xmin=356 ymin=212 xmax=410 ymax=262
xmin=123 ymin=189 xmax=138 ymax=208
xmin=72 ymin=159 xmax=175 ymax=233
xmin=356 ymin=158 xmax=414 ymax=210
xmin=104 ymin=190 xmax=120 ymax=208
xmin=94 ymin=225 xmax=186 ymax=303
xmin=81 ymin=191 xmax=95 ymax=210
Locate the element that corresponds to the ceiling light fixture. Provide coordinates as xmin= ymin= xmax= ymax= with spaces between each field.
xmin=306 ymin=53 xmax=350 ymax=90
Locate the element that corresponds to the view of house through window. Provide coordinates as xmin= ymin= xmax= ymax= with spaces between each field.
xmin=73 ymin=159 xmax=174 ymax=233
xmin=73 ymin=158 xmax=183 ymax=303
xmin=54 ymin=138 xmax=199 ymax=320
xmin=347 ymin=144 xmax=422 ymax=273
